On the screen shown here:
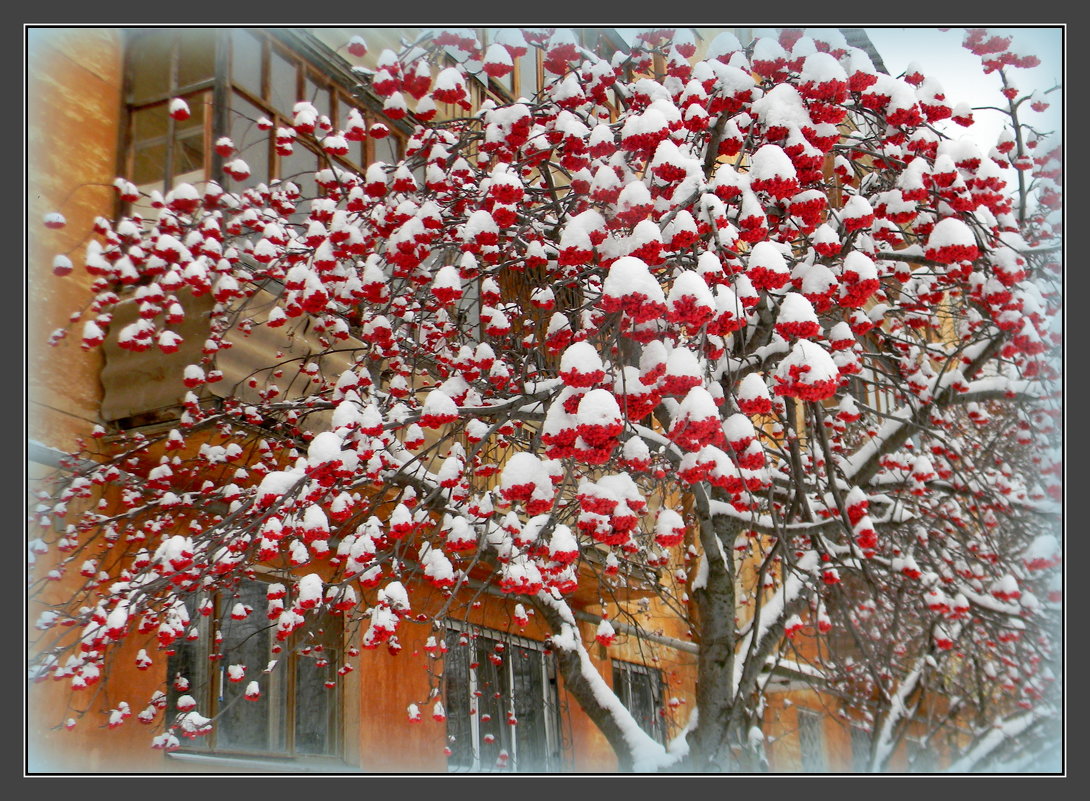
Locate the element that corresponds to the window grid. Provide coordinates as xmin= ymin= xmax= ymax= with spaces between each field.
xmin=611 ymin=659 xmax=667 ymax=744
xmin=166 ymin=576 xmax=341 ymax=760
xmin=122 ymin=28 xmax=407 ymax=200
xmin=443 ymin=621 xmax=561 ymax=772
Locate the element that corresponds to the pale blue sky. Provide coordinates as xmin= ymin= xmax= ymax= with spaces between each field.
xmin=865 ymin=27 xmax=1063 ymax=148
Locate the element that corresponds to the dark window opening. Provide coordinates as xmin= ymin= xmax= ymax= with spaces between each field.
xmin=122 ymin=28 xmax=408 ymax=200
xmin=443 ymin=623 xmax=562 ymax=772
xmin=612 ymin=659 xmax=667 ymax=744
xmin=166 ymin=576 xmax=341 ymax=759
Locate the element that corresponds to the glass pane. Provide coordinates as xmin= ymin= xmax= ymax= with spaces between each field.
xmin=278 ymin=142 xmax=319 ymax=209
xmin=268 ymin=45 xmax=298 ymax=117
xmin=630 ymin=672 xmax=652 ymax=734
xmin=130 ymin=104 xmax=171 ymax=191
xmin=132 ymin=102 xmax=171 ymax=143
xmin=132 ymin=140 xmax=168 ymax=193
xmin=172 ymin=93 xmax=207 ymax=186
xmin=851 ymin=727 xmax=871 ymax=772
xmin=216 ymin=580 xmax=283 ymax=753
xmin=518 ymin=50 xmax=539 ymax=100
xmin=336 ymin=97 xmax=365 ymax=169
xmin=473 ymin=636 xmax=509 ymax=770
xmin=443 ymin=638 xmax=475 ymax=770
xmin=798 ymin=709 xmax=826 ymax=772
xmin=613 ymin=664 xmax=664 ymax=744
xmin=230 ymin=93 xmax=271 ymax=189
xmin=293 ymin=625 xmax=339 ymax=755
xmin=304 ymin=73 xmax=331 ymax=119
xmin=510 ymin=647 xmax=549 ymax=770
xmin=128 ymin=30 xmax=174 ymax=102
xmin=231 ymin=29 xmax=264 ymax=99
xmin=373 ymin=134 xmax=400 ymax=167
xmin=165 ymin=593 xmax=211 ymax=750
xmin=176 ymin=29 xmax=217 ymax=89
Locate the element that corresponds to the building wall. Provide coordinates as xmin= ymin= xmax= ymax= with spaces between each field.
xmin=27 ymin=27 xmax=132 ymax=773
xmin=31 ymin=26 xmax=920 ymax=776
xmin=28 ymin=28 xmax=123 ymax=453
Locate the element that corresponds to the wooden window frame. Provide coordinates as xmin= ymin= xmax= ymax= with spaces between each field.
xmin=120 ymin=28 xmax=408 ymax=199
xmin=165 ymin=574 xmax=343 ymax=763
xmin=121 ymin=29 xmax=222 ymax=193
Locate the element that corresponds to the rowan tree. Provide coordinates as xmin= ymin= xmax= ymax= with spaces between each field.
xmin=29 ymin=26 xmax=1061 ymax=772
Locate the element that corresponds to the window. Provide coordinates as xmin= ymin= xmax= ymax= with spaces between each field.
xmin=123 ymin=29 xmax=219 ymax=197
xmin=443 ymin=623 xmax=561 ymax=772
xmin=850 ymin=725 xmax=871 ymax=772
xmin=612 ymin=660 xmax=667 ymax=744
xmin=122 ymin=28 xmax=408 ymax=199
xmin=797 ymin=708 xmax=827 ymax=772
xmin=166 ymin=576 xmax=341 ymax=759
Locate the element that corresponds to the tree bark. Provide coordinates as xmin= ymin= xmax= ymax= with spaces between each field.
xmin=686 ymin=492 xmax=745 ymax=771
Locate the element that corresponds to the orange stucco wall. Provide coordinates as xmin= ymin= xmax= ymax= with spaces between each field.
xmin=27 ymin=26 xmax=130 ymax=773
xmin=28 ymin=28 xmax=124 ymax=453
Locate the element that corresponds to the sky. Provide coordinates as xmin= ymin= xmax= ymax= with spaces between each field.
xmin=612 ymin=26 xmax=1063 ymax=153
xmin=864 ymin=26 xmax=1063 ymax=151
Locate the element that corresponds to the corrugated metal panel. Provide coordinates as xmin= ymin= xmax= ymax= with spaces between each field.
xmin=99 ymin=292 xmax=214 ymax=422
xmin=100 ymin=288 xmax=367 ymax=424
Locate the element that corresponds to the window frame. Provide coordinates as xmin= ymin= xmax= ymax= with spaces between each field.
xmin=165 ymin=574 xmax=343 ymax=762
xmin=611 ymin=658 xmax=668 ymax=745
xmin=442 ymin=620 xmax=563 ymax=773
xmin=121 ymin=27 xmax=221 ymax=194
xmin=850 ymin=724 xmax=872 ymax=772
xmin=796 ymin=707 xmax=827 ymax=772
xmin=120 ymin=28 xmax=408 ymax=200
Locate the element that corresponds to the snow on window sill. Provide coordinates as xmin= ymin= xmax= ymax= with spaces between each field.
xmin=165 ymin=751 xmax=361 ymax=773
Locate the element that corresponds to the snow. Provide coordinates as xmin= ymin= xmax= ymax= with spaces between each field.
xmin=801 ymin=50 xmax=847 ymax=83
xmin=576 ymin=388 xmax=622 ymax=427
xmin=776 ymin=292 xmax=819 ymax=325
xmin=615 ymin=181 xmax=653 ymax=214
xmin=927 ymin=216 xmax=976 ymax=248
xmin=723 ymin=412 xmax=756 ymax=445
xmin=1022 ymin=533 xmax=1060 ymax=567
xmin=307 ymin=431 xmax=345 ymax=467
xmin=947 ymin=708 xmax=1052 ymax=773
xmin=420 ymin=388 xmax=458 ymax=423
xmin=747 ymin=241 xmax=790 ymax=280
xmin=749 ymin=144 xmax=796 ymax=181
xmin=560 ymin=340 xmax=605 ymax=380
xmin=32 ymin=28 xmax=1064 ymax=774
xmin=777 ymin=339 xmax=838 ymax=382
xmin=750 ymin=84 xmax=812 ymax=130
xmin=296 ymin=573 xmax=324 ymax=607
xmin=706 ymin=31 xmax=743 ymax=61
xmin=499 ymin=451 xmax=552 ymax=493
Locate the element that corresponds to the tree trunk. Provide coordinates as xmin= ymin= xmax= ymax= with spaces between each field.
xmin=533 ymin=596 xmax=643 ymax=772
xmin=686 ymin=501 xmax=745 ymax=771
